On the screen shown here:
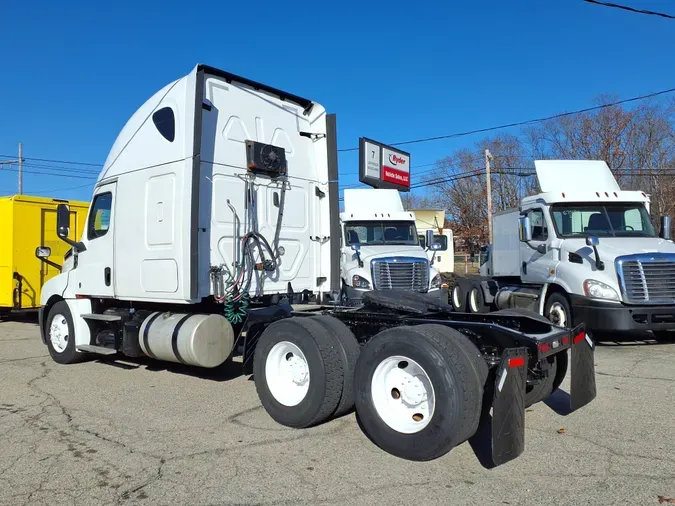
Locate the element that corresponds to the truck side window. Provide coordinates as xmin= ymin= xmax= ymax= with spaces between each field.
xmin=88 ymin=192 xmax=112 ymax=240
xmin=529 ymin=209 xmax=548 ymax=241
xmin=152 ymin=107 xmax=175 ymax=142
xmin=434 ymin=234 xmax=448 ymax=251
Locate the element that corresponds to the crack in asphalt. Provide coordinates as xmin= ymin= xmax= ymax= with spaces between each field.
xmin=596 ymin=371 xmax=675 ymax=383
xmin=3 ymin=329 xmax=675 ymax=505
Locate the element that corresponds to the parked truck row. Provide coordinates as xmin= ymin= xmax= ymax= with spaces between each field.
xmin=451 ymin=160 xmax=675 ymax=352
xmin=32 ymin=63 xmax=596 ymax=466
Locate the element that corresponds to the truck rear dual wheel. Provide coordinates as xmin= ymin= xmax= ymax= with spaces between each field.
xmin=353 ymin=324 xmax=485 ymax=461
xmin=451 ymin=284 xmax=466 ymax=312
xmin=253 ymin=316 xmax=360 ymax=428
xmin=467 ymin=284 xmax=490 ymax=313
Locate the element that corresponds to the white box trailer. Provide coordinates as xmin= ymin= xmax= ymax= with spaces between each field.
xmin=451 ymin=159 xmax=675 ymax=345
xmin=35 ymin=64 xmax=597 ymax=466
xmin=410 ymin=208 xmax=455 ymax=275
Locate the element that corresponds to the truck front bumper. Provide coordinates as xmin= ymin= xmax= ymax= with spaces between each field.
xmin=570 ymin=294 xmax=675 ymax=332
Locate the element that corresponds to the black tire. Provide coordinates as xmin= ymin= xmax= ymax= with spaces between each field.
xmin=544 ymin=292 xmax=572 ymax=329
xmin=467 ymin=282 xmax=489 ymax=313
xmin=353 ymin=325 xmax=482 ymax=461
xmin=524 ymin=356 xmax=557 ymax=407
xmin=45 ymin=301 xmax=85 ymax=365
xmin=253 ymin=317 xmax=343 ymax=428
xmin=551 ymin=350 xmax=568 ymax=393
xmin=451 ymin=283 xmax=466 ymax=312
xmin=308 ymin=315 xmax=361 ymax=418
xmin=408 ymin=324 xmax=487 ymax=443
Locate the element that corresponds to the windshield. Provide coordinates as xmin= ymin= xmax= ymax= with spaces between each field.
xmin=344 ymin=221 xmax=419 ymax=246
xmin=550 ymin=202 xmax=656 ymax=238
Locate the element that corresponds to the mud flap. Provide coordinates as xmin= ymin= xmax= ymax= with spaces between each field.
xmin=491 ymin=346 xmax=527 ymax=466
xmin=570 ymin=325 xmax=597 ymax=411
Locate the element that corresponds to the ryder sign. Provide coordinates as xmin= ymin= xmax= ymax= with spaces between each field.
xmin=358 ymin=137 xmax=411 ymax=192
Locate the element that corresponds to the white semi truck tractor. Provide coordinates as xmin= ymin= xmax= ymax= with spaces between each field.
xmin=338 ymin=188 xmax=443 ymax=304
xmin=452 ymin=160 xmax=675 ymax=346
xmin=34 ymin=64 xmax=597 ymax=466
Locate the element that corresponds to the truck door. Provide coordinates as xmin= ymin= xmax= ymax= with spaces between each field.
xmin=73 ymin=183 xmax=116 ymax=297
xmin=520 ymin=207 xmax=555 ymax=283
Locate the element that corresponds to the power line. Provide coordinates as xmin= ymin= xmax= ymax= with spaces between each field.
xmin=583 ymin=0 xmax=675 ymax=19
xmin=337 ymin=87 xmax=675 ymax=152
xmin=22 ymin=162 xmax=100 ymax=175
xmin=0 ymin=166 xmax=97 ymax=180
xmin=29 ymin=182 xmax=95 ymax=194
xmin=0 ymin=154 xmax=103 ymax=167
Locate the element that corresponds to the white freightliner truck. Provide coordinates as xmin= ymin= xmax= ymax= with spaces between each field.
xmin=35 ymin=64 xmax=597 ymax=465
xmin=338 ymin=188 xmax=442 ymax=304
xmin=452 ymin=160 xmax=675 ymax=347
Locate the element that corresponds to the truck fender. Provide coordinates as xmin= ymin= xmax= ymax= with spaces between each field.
xmin=539 ymin=281 xmax=573 ymax=316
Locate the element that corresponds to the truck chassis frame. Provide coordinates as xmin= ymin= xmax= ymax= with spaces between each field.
xmin=38 ymin=289 xmax=596 ymax=466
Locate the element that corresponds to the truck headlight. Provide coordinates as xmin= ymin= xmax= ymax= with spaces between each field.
xmin=583 ymin=279 xmax=619 ymax=300
xmin=352 ymin=275 xmax=371 ymax=290
xmin=430 ymin=273 xmax=441 ymax=289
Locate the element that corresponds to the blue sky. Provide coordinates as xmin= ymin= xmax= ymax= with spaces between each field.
xmin=1 ymin=0 xmax=674 ymax=203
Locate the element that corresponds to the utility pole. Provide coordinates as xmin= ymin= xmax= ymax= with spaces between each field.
xmin=485 ymin=149 xmax=493 ymax=244
xmin=18 ymin=143 xmax=23 ymax=195
xmin=0 ymin=143 xmax=23 ymax=194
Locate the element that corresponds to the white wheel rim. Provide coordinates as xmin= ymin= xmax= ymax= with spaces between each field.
xmin=371 ymin=355 xmax=435 ymax=434
xmin=549 ymin=302 xmax=567 ymax=327
xmin=452 ymin=286 xmax=462 ymax=308
xmin=265 ymin=341 xmax=310 ymax=406
xmin=469 ymin=288 xmax=479 ymax=312
xmin=49 ymin=314 xmax=69 ymax=353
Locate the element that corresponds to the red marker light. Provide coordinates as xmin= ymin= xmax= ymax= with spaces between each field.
xmin=539 ymin=342 xmax=550 ymax=353
xmin=573 ymin=332 xmax=585 ymax=344
xmin=508 ymin=357 xmax=525 ymax=368
xmin=562 ymin=336 xmax=570 ymax=346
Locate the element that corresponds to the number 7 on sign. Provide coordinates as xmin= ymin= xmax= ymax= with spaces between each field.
xmin=371 ymin=150 xmax=375 ymax=160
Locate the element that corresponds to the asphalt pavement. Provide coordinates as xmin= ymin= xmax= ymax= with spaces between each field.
xmin=1 ymin=315 xmax=674 ymax=506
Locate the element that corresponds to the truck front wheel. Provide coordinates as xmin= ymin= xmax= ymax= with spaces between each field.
xmin=45 ymin=301 xmax=85 ymax=365
xmin=544 ymin=292 xmax=571 ymax=329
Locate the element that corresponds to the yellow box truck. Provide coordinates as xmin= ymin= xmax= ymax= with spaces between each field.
xmin=0 ymin=195 xmax=89 ymax=314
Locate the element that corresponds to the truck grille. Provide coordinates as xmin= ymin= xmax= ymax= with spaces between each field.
xmin=371 ymin=257 xmax=429 ymax=292
xmin=616 ymin=254 xmax=675 ymax=304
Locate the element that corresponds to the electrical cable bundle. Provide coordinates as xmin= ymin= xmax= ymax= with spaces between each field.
xmin=215 ymin=176 xmax=288 ymax=312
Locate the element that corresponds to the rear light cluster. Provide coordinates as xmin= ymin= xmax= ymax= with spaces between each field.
xmin=538 ymin=331 xmax=584 ymax=354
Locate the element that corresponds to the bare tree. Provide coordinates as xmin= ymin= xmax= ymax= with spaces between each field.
xmin=423 ymin=134 xmax=536 ymax=251
xmin=400 ymin=192 xmax=435 ymax=211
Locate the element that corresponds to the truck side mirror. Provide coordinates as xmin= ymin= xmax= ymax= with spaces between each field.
xmin=661 ymin=216 xmax=671 ymax=240
xmin=519 ymin=216 xmax=532 ymax=242
xmin=585 ymin=236 xmax=599 ymax=247
xmin=56 ymin=204 xmax=70 ymax=238
xmin=351 ymin=243 xmax=361 ymax=251
xmin=425 ymin=230 xmax=434 ymax=249
xmin=35 ymin=246 xmax=51 ymax=258
xmin=54 ymin=203 xmax=86 ymax=253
